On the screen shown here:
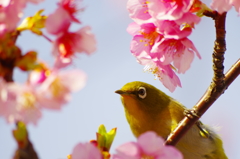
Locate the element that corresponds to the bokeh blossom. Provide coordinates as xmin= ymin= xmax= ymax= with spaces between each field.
xmin=0 ymin=0 xmax=44 ymax=35
xmin=0 ymin=80 xmax=42 ymax=125
xmin=70 ymin=143 xmax=102 ymax=159
xmin=37 ymin=69 xmax=87 ymax=110
xmin=45 ymin=0 xmax=80 ymax=35
xmin=52 ymin=26 xmax=96 ymax=68
xmin=0 ymin=69 xmax=86 ymax=125
xmin=46 ymin=0 xmax=96 ymax=68
xmin=113 ymin=131 xmax=183 ymax=159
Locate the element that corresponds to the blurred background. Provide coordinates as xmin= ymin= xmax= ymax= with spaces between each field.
xmin=0 ymin=0 xmax=239 ymax=158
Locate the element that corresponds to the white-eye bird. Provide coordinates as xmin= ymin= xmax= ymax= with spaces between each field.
xmin=115 ymin=81 xmax=228 ymax=159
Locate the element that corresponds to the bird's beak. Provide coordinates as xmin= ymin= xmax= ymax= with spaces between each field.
xmin=115 ymin=90 xmax=129 ymax=95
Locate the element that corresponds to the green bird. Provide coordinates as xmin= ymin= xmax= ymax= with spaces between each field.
xmin=115 ymin=81 xmax=228 ymax=159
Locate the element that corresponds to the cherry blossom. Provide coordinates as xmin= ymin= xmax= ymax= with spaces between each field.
xmin=0 ymin=0 xmax=44 ymax=35
xmin=211 ymin=0 xmax=232 ymax=14
xmin=127 ymin=0 xmax=153 ymax=24
xmin=143 ymin=59 xmax=182 ymax=92
xmin=231 ymin=0 xmax=240 ymax=13
xmin=0 ymin=81 xmax=42 ymax=125
xmin=151 ymin=38 xmax=201 ymax=74
xmin=113 ymin=131 xmax=183 ymax=159
xmin=52 ymin=26 xmax=96 ymax=68
xmin=147 ymin=0 xmax=194 ymax=21
xmin=37 ymin=69 xmax=87 ymax=110
xmin=45 ymin=0 xmax=81 ymax=35
xmin=70 ymin=143 xmax=102 ymax=159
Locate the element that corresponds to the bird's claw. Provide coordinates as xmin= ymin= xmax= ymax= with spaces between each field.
xmin=184 ymin=109 xmax=200 ymax=119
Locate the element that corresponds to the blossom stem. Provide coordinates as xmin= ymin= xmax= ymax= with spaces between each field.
xmin=11 ymin=30 xmax=21 ymax=43
xmin=13 ymin=122 xmax=39 ymax=159
xmin=42 ymin=33 xmax=52 ymax=42
xmin=165 ymin=12 xmax=240 ymax=146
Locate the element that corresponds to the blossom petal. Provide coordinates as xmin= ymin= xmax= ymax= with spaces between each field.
xmin=127 ymin=0 xmax=153 ymax=24
xmin=71 ymin=143 xmax=102 ymax=159
xmin=211 ymin=0 xmax=232 ymax=14
xmin=74 ymin=26 xmax=97 ymax=55
xmin=46 ymin=7 xmax=71 ymax=35
xmin=114 ymin=142 xmax=140 ymax=159
xmin=138 ymin=131 xmax=164 ymax=155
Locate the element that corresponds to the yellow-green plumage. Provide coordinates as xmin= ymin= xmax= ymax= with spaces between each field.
xmin=115 ymin=81 xmax=228 ymax=159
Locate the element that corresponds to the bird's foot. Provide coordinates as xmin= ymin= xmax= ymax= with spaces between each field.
xmin=184 ymin=109 xmax=200 ymax=119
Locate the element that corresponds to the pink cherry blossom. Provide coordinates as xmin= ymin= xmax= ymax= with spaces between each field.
xmin=0 ymin=69 xmax=86 ymax=124
xmin=52 ymin=26 xmax=96 ymax=68
xmin=113 ymin=131 xmax=183 ymax=159
xmin=127 ymin=0 xmax=153 ymax=24
xmin=71 ymin=143 xmax=102 ymax=159
xmin=155 ymin=20 xmax=192 ymax=39
xmin=45 ymin=7 xmax=72 ymax=35
xmin=128 ymin=22 xmax=163 ymax=58
xmin=58 ymin=0 xmax=81 ymax=23
xmin=0 ymin=80 xmax=42 ymax=125
xmin=0 ymin=0 xmax=24 ymax=35
xmin=230 ymin=0 xmax=240 ymax=13
xmin=211 ymin=0 xmax=232 ymax=14
xmin=128 ymin=21 xmax=193 ymax=58
xmin=26 ymin=0 xmax=44 ymax=4
xmin=29 ymin=70 xmax=48 ymax=85
xmin=147 ymin=0 xmax=194 ymax=21
xmin=151 ymin=38 xmax=201 ymax=74
xmin=37 ymin=69 xmax=87 ymax=110
xmin=0 ymin=0 xmax=44 ymax=35
xmin=131 ymin=49 xmax=181 ymax=92
xmin=46 ymin=0 xmax=81 ymax=35
xmin=144 ymin=59 xmax=182 ymax=92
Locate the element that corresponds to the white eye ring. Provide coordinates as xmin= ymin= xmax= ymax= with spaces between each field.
xmin=138 ymin=87 xmax=147 ymax=99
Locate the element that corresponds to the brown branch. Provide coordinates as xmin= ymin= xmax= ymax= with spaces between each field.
xmin=165 ymin=58 xmax=240 ymax=145
xmin=0 ymin=31 xmax=21 ymax=82
xmin=13 ymin=140 xmax=39 ymax=159
xmin=165 ymin=12 xmax=239 ymax=145
xmin=12 ymin=122 xmax=39 ymax=159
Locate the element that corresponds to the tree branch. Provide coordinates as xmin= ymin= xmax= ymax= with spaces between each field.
xmin=12 ymin=122 xmax=39 ymax=159
xmin=0 ymin=31 xmax=21 ymax=82
xmin=165 ymin=58 xmax=240 ymax=145
xmin=165 ymin=12 xmax=240 ymax=145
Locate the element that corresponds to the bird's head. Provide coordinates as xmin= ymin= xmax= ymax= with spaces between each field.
xmin=115 ymin=81 xmax=171 ymax=113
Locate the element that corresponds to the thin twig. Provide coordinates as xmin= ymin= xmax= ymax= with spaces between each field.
xmin=42 ymin=33 xmax=52 ymax=43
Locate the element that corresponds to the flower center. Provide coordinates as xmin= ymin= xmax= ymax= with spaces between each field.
xmin=141 ymin=154 xmax=154 ymax=159
xmin=142 ymin=1 xmax=150 ymax=13
xmin=144 ymin=62 xmax=162 ymax=79
xmin=140 ymin=29 xmax=159 ymax=46
xmin=19 ymin=92 xmax=36 ymax=109
xmin=50 ymin=78 xmax=67 ymax=97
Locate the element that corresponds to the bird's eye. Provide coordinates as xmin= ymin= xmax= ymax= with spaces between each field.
xmin=138 ymin=87 xmax=147 ymax=99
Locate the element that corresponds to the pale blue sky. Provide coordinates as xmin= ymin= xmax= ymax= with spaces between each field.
xmin=0 ymin=0 xmax=240 ymax=159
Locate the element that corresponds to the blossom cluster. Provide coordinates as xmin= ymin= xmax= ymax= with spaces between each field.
xmin=127 ymin=0 xmax=203 ymax=92
xmin=127 ymin=0 xmax=240 ymax=92
xmin=0 ymin=0 xmax=96 ymax=125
